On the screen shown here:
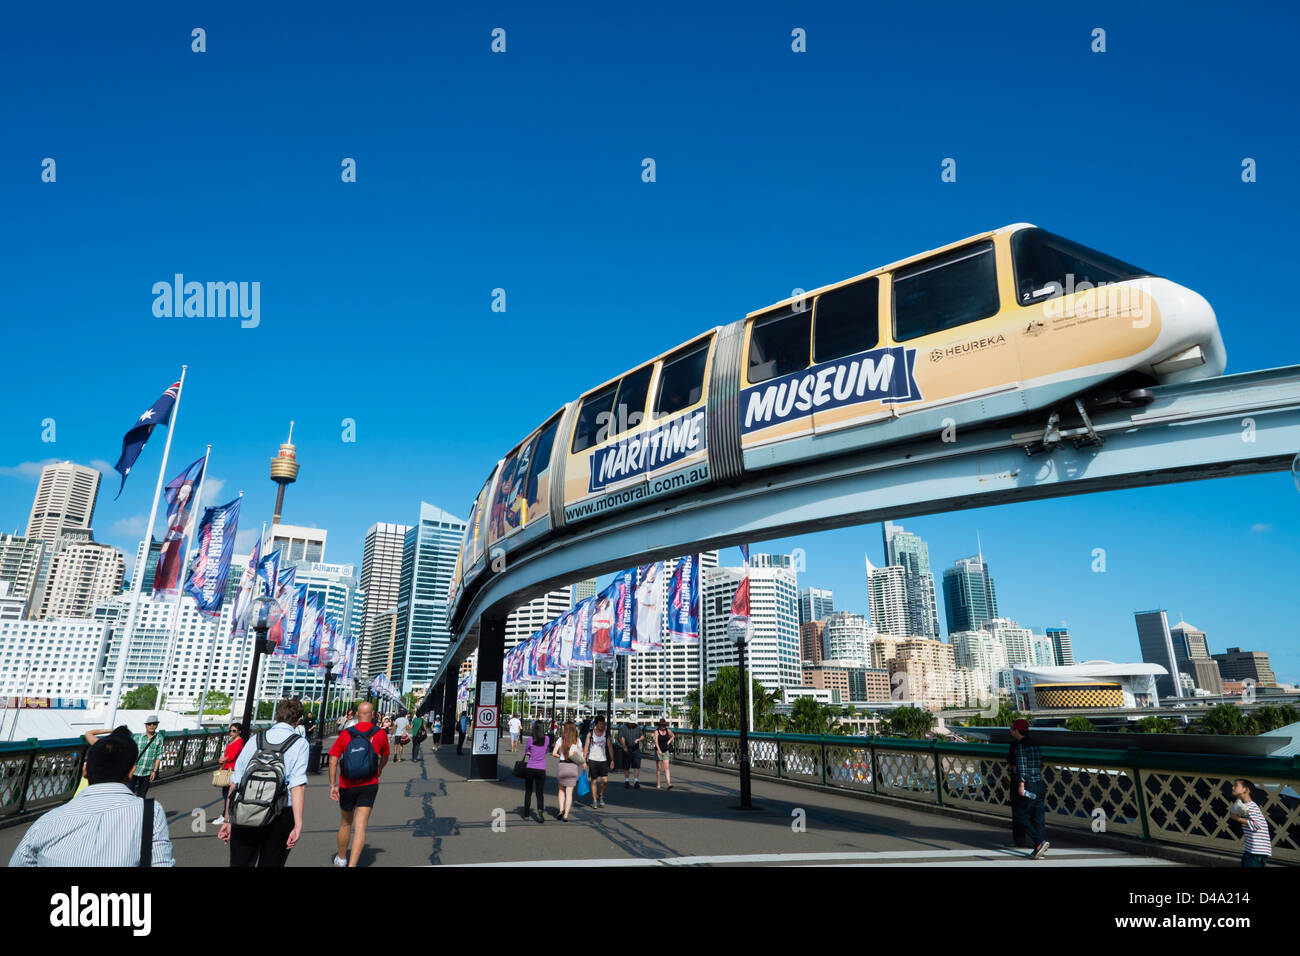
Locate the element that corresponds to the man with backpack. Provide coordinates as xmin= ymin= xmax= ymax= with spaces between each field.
xmin=218 ymin=698 xmax=310 ymax=867
xmin=328 ymin=700 xmax=390 ymax=867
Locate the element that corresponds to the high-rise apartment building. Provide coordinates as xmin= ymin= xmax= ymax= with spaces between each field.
xmin=1031 ymin=633 xmax=1057 ymax=668
xmin=799 ymin=620 xmax=825 ymax=665
xmin=393 ymin=503 xmax=465 ymax=694
xmin=823 ymin=611 xmax=870 ymax=663
xmin=950 ymin=629 xmax=1007 ymax=697
xmin=882 ymin=521 xmax=940 ymax=638
xmin=0 ymin=533 xmax=45 ymax=617
xmin=26 ymin=462 xmax=100 ymax=543
xmin=1170 ymin=620 xmax=1209 ymax=662
xmin=37 ymin=541 xmax=126 ymax=620
xmin=798 ymin=587 xmax=835 ymax=625
xmin=269 ymin=523 xmax=327 ymax=565
xmin=1045 ymin=627 xmax=1074 ymax=666
xmin=702 ymin=563 xmax=801 ymax=694
xmin=1134 ymin=610 xmax=1185 ymax=699
xmin=359 ymin=522 xmax=411 ymax=682
xmin=988 ymin=618 xmax=1035 ymax=668
xmin=866 ymin=561 xmax=909 ymax=635
xmin=943 ymin=554 xmax=998 ymax=634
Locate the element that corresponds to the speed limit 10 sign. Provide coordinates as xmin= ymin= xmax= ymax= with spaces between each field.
xmin=474 ymin=705 xmax=499 ymax=729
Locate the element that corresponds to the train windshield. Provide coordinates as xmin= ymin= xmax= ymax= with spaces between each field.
xmin=1012 ymin=228 xmax=1150 ymax=306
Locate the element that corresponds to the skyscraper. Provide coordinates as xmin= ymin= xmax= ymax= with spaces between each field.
xmin=822 ymin=611 xmax=870 ymax=663
xmin=798 ymin=587 xmax=834 ymax=625
xmin=1169 ymin=620 xmax=1209 ymax=661
xmin=1045 ymin=627 xmax=1074 ymax=666
xmin=0 ymin=533 xmax=45 ymax=618
xmin=37 ymin=540 xmax=125 ymax=620
xmin=1134 ymin=609 xmax=1184 ymax=699
xmin=702 ymin=562 xmax=801 ymax=693
xmin=26 ymin=462 xmax=100 ymax=543
xmin=882 ymin=521 xmax=940 ymax=637
xmin=942 ymin=553 xmax=998 ymax=634
xmin=393 ymin=503 xmax=465 ymax=694
xmin=1211 ymin=647 xmax=1277 ymax=687
xmin=269 ymin=523 xmax=327 ymax=565
xmin=988 ymin=618 xmax=1035 ymax=668
xmin=359 ymin=521 xmax=411 ymax=682
xmin=866 ymin=560 xmax=909 ymax=635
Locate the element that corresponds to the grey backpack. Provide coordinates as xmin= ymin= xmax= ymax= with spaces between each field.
xmin=230 ymin=732 xmax=302 ymax=827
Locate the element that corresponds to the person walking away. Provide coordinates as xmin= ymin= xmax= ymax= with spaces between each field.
xmin=520 ymin=720 xmax=550 ymax=823
xmin=1009 ymin=718 xmax=1049 ymax=859
xmin=456 ymin=711 xmax=470 ymax=755
xmin=1228 ymin=779 xmax=1272 ymax=866
xmin=621 ymin=721 xmax=644 ymax=789
xmin=10 ymin=732 xmax=175 ymax=866
xmin=220 ymin=699 xmax=309 ymax=867
xmin=432 ymin=716 xmax=442 ymax=750
xmin=130 ymin=715 xmax=166 ymax=797
xmin=654 ymin=720 xmax=674 ymax=790
xmin=212 ymin=722 xmax=244 ymax=824
xmin=508 ymin=713 xmax=523 ymax=752
xmin=583 ymin=716 xmax=612 ymax=808
xmin=551 ymin=720 xmax=584 ymax=821
xmin=410 ymin=712 xmax=427 ymax=762
xmin=328 ymin=701 xmax=390 ymax=867
xmin=393 ymin=712 xmax=410 ymax=763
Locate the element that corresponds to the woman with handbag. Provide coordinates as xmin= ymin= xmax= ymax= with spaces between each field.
xmin=211 ymin=723 xmax=243 ymax=825
xmin=519 ymin=720 xmax=550 ymax=823
xmin=551 ymin=720 xmax=584 ymax=822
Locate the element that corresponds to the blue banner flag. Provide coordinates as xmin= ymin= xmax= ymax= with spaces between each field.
xmin=153 ymin=454 xmax=206 ymax=598
xmin=230 ymin=539 xmax=260 ymax=639
xmin=184 ymin=496 xmax=241 ymax=617
xmin=610 ymin=569 xmax=636 ymax=655
xmin=256 ymin=550 xmax=280 ymax=599
xmin=572 ymin=597 xmax=594 ymax=665
xmin=668 ymin=555 xmax=700 ymax=643
xmin=113 ymin=380 xmax=180 ymax=498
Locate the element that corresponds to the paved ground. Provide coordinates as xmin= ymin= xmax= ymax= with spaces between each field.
xmin=2 ymin=737 xmax=1181 ymax=867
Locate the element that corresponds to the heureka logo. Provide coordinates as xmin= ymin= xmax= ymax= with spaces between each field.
xmin=49 ymin=886 xmax=151 ymax=936
xmin=151 ymin=274 xmax=260 ymax=328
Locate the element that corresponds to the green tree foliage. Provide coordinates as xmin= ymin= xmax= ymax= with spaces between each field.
xmin=787 ymin=696 xmax=844 ymax=735
xmin=882 ymin=706 xmax=935 ymax=738
xmin=202 ymin=692 xmax=233 ymax=715
xmin=1252 ymin=705 xmax=1298 ymax=733
xmin=1133 ymin=716 xmax=1174 ymax=734
xmin=958 ymin=703 xmax=1022 ymax=728
xmin=683 ymin=667 xmax=783 ymax=731
xmin=1199 ymin=704 xmax=1255 ymax=736
xmin=1063 ymin=716 xmax=1096 ymax=732
xmin=120 ymin=685 xmax=158 ymax=711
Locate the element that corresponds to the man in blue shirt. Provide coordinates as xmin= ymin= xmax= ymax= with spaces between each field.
xmin=456 ymin=711 xmax=470 ymax=755
xmin=218 ymin=698 xmax=310 ymax=867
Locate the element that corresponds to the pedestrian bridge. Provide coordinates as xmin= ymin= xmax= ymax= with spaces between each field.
xmin=3 ymin=727 xmax=1296 ymax=866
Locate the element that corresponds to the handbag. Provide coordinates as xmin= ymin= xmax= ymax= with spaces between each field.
xmin=575 ymin=770 xmax=591 ymax=798
xmin=513 ymin=741 xmax=528 ymax=778
xmin=211 ymin=768 xmax=232 ymax=788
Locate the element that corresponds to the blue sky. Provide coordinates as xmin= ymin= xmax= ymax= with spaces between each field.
xmin=1 ymin=2 xmax=1296 ymax=680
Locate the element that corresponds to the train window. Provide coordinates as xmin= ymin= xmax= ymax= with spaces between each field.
xmin=526 ymin=416 xmax=560 ymax=510
xmin=655 ymin=340 xmax=710 ymax=417
xmin=892 ymin=241 xmax=999 ymax=342
xmin=813 ymin=277 xmax=879 ymax=363
xmin=1012 ymin=228 xmax=1150 ymax=305
xmin=612 ymin=365 xmax=654 ymax=435
xmin=748 ymin=308 xmax=811 ymax=384
xmin=489 ymin=449 xmax=522 ymax=539
xmin=571 ymin=384 xmax=616 ymax=454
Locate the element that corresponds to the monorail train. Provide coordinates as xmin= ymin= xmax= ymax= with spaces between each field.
xmin=447 ymin=224 xmax=1225 ymax=617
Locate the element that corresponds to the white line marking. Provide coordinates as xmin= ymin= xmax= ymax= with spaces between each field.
xmin=443 ymin=846 xmax=1129 ymax=867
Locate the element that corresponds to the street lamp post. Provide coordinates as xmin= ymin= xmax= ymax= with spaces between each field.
xmin=239 ymin=596 xmax=278 ymax=743
xmin=735 ymin=626 xmax=753 ymax=810
xmin=602 ymin=657 xmax=615 ymax=729
xmin=317 ymin=661 xmax=335 ymax=749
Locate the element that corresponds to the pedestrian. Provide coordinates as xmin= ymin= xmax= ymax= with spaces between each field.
xmin=456 ymin=711 xmax=470 ymax=754
xmin=393 ymin=711 xmax=410 ymax=762
xmin=77 ymin=725 xmax=131 ymax=799
xmin=432 ymin=715 xmax=442 ymax=750
xmin=10 ymin=732 xmax=175 ymax=866
xmin=219 ymin=699 xmax=309 ymax=867
xmin=293 ymin=716 xmax=307 ymax=738
xmin=508 ymin=713 xmax=523 ymax=752
xmin=211 ymin=722 xmax=244 ymax=825
xmin=1228 ymin=779 xmax=1272 ymax=867
xmin=621 ymin=720 xmax=644 ymax=789
xmin=583 ymin=715 xmax=612 ymax=808
xmin=520 ymin=720 xmax=550 ymax=823
xmin=551 ymin=720 xmax=584 ymax=821
xmin=1008 ymin=718 xmax=1049 ymax=859
xmin=654 ymin=719 xmax=674 ymax=790
xmin=328 ymin=701 xmax=390 ymax=867
xmin=410 ymin=712 xmax=427 ymax=762
xmin=303 ymin=711 xmax=316 ymax=737
xmin=129 ymin=715 xmax=166 ymax=798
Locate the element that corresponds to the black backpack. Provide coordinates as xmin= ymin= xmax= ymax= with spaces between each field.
xmin=339 ymin=725 xmax=380 ymax=780
xmin=230 ymin=732 xmax=303 ymax=827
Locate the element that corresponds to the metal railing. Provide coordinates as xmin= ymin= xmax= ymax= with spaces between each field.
xmin=648 ymin=728 xmax=1300 ymax=863
xmin=0 ymin=725 xmax=270 ymax=826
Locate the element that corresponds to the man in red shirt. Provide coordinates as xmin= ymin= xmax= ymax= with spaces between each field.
xmin=328 ymin=701 xmax=390 ymax=867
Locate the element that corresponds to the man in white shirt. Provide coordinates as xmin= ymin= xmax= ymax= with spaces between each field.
xmin=508 ymin=714 xmax=523 ymax=752
xmin=10 ymin=732 xmax=175 ymax=867
xmin=218 ymin=698 xmax=310 ymax=867
xmin=393 ymin=712 xmax=411 ymax=762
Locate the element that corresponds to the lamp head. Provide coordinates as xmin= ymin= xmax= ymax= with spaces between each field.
xmin=251 ymin=594 xmax=276 ymax=633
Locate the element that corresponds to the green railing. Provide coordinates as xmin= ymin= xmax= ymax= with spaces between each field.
xmin=646 ymin=728 xmax=1300 ymax=863
xmin=0 ymin=726 xmax=270 ymax=826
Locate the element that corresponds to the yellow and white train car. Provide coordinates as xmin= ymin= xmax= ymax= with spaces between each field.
xmin=447 ymin=225 xmax=1225 ymax=621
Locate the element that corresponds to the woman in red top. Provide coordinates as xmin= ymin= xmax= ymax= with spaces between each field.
xmin=212 ymin=722 xmax=244 ymax=826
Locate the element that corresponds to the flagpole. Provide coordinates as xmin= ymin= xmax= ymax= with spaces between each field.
xmin=153 ymin=445 xmax=211 ymax=713
xmin=107 ymin=365 xmax=187 ymax=728
xmin=194 ymin=489 xmax=242 ymax=728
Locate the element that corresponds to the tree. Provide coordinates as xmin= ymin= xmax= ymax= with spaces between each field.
xmin=959 ymin=702 xmax=1022 ymax=728
xmin=883 ymin=706 xmax=934 ymax=738
xmin=120 ymin=685 xmax=159 ymax=711
xmin=1063 ymin=716 xmax=1096 ymax=732
xmin=1199 ymin=704 xmax=1255 ymax=736
xmin=202 ymin=692 xmax=233 ymax=715
xmin=1253 ymin=705 xmax=1298 ymax=733
xmin=1134 ymin=716 xmax=1174 ymax=734
xmin=684 ymin=667 xmax=783 ymax=731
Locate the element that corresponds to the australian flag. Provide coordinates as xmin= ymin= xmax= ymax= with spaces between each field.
xmin=113 ymin=381 xmax=180 ymax=498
